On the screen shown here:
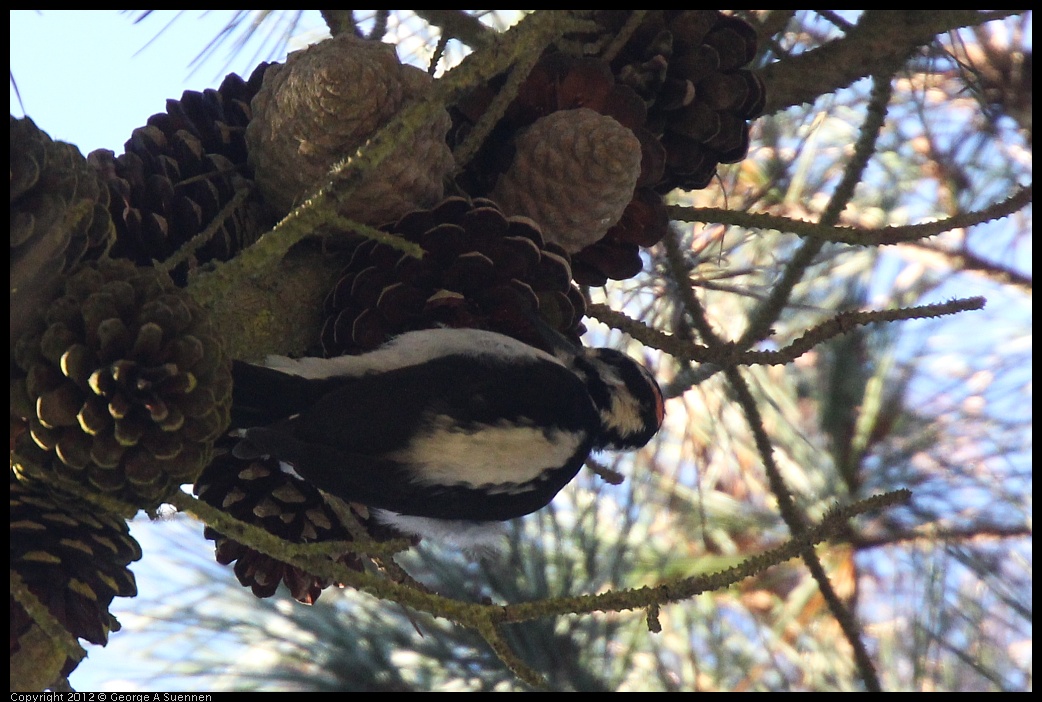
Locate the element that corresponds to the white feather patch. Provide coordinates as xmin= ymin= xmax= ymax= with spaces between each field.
xmin=388 ymin=417 xmax=586 ymax=490
xmin=372 ymin=510 xmax=508 ymax=557
xmin=263 ymin=328 xmax=562 ymax=379
xmin=602 ymin=377 xmax=647 ymax=438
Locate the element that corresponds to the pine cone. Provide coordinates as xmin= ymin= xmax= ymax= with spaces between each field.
xmin=451 ymin=52 xmax=669 ymax=285
xmin=10 ymin=470 xmax=141 ymax=686
xmin=11 ymin=116 xmax=116 ymax=346
xmin=88 ymin=64 xmax=273 ymax=286
xmin=600 ymin=10 xmax=766 ymax=192
xmin=321 ymin=197 xmax=585 ymax=357
xmin=11 ymin=259 xmax=232 ymax=513
xmin=490 ymin=108 xmax=643 ymax=254
xmin=195 ymin=441 xmax=394 ymax=604
xmin=246 ymin=34 xmax=454 ymax=224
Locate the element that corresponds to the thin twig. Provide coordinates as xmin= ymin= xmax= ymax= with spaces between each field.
xmin=738 ymin=297 xmax=987 ymax=365
xmin=740 ymin=74 xmax=896 ymax=349
xmin=599 ymin=10 xmax=649 ymax=63
xmin=479 ymin=619 xmax=550 ymax=689
xmin=320 ymin=10 xmax=357 ymax=38
xmin=667 ymin=184 xmax=1032 ymax=246
xmin=727 ymin=368 xmax=883 ymax=692
xmin=910 ymin=241 xmax=1032 ymax=294
xmin=158 ymin=186 xmax=251 ymax=274
xmin=725 ymin=74 xmax=898 ymax=693
xmin=10 ymin=571 xmax=86 ymax=666
xmin=414 ymin=10 xmax=494 ymax=49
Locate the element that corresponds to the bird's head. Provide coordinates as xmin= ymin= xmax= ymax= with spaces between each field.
xmin=571 ymin=347 xmax=664 ymax=450
xmin=523 ymin=312 xmax=664 ymax=450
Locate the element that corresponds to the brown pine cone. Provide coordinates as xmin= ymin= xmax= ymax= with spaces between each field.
xmin=246 ymin=34 xmax=454 ymax=225
xmin=11 ymin=116 xmax=116 ymax=346
xmin=10 ymin=470 xmax=141 ymax=686
xmin=321 ymin=196 xmax=585 ymax=357
xmin=194 ymin=441 xmax=386 ymax=604
xmin=88 ymin=64 xmax=273 ymax=286
xmin=11 ymin=259 xmax=232 ymax=513
xmin=451 ymin=52 xmax=669 ymax=285
xmin=598 ymin=10 xmax=766 ymax=192
xmin=490 ymin=108 xmax=643 ymax=254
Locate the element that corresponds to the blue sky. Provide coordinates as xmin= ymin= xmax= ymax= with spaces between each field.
xmin=10 ymin=10 xmax=326 ymax=154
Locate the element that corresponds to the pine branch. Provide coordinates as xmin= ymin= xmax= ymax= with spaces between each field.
xmin=10 ymin=571 xmax=86 ymax=668
xmin=760 ymin=10 xmax=1022 ymax=114
xmin=910 ymin=241 xmax=1032 ymax=293
xmin=727 ymin=369 xmax=884 ymax=691
xmin=738 ymin=297 xmax=987 ymax=365
xmin=169 ymin=487 xmax=909 ymax=686
xmin=414 ymin=10 xmax=494 ymax=49
xmin=667 ymin=184 xmax=1032 ymax=246
xmin=320 ymin=10 xmax=358 ymax=38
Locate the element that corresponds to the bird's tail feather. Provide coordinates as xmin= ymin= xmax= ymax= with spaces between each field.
xmin=230 ymin=360 xmax=322 ymax=429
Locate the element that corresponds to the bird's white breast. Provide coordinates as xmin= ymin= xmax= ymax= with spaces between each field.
xmin=387 ymin=415 xmax=586 ymax=493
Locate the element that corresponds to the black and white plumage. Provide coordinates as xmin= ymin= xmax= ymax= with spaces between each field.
xmin=229 ymin=327 xmax=664 ymax=545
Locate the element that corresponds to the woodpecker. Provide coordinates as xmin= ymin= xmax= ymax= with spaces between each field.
xmin=229 ymin=327 xmax=664 ymax=546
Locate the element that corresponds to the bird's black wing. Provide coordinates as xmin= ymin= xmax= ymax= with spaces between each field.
xmin=235 ymin=354 xmax=599 ymax=521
